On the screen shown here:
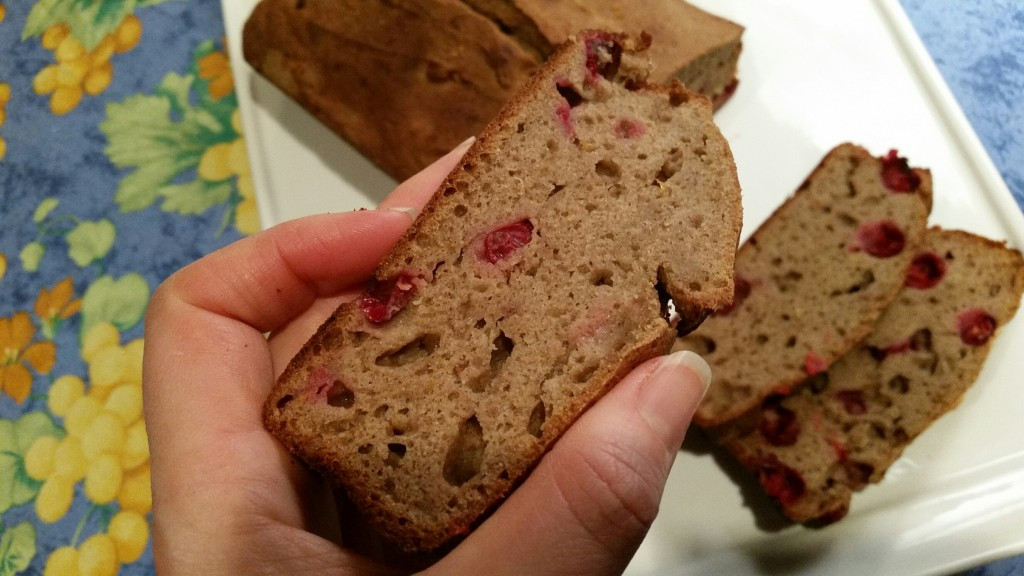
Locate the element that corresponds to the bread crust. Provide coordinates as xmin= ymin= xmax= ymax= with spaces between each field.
xmin=265 ymin=31 xmax=742 ymax=551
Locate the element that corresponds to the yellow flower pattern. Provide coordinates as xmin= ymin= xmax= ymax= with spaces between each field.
xmin=32 ymin=15 xmax=142 ymax=116
xmin=197 ymin=48 xmax=234 ymax=101
xmin=0 ymin=81 xmax=9 ymax=160
xmin=3 ymin=1 xmax=257 ymax=572
xmin=0 ymin=312 xmax=56 ymax=403
xmin=35 ymin=276 xmax=83 ymax=339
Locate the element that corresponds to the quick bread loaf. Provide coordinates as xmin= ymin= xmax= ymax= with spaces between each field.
xmin=677 ymin=144 xmax=933 ymax=427
xmin=713 ymin=228 xmax=1024 ymax=523
xmin=264 ymin=32 xmax=743 ymax=551
xmin=242 ymin=0 xmax=743 ymax=180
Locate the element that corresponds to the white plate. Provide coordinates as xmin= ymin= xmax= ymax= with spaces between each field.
xmin=222 ymin=1 xmax=1024 ymax=574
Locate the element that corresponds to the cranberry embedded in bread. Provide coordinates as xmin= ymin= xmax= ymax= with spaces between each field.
xmin=264 ymin=31 xmax=743 ymax=551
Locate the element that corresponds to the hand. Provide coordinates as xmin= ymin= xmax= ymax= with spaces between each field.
xmin=142 ymin=138 xmax=712 ymax=575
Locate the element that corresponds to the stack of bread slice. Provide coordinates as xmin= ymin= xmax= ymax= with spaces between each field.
xmin=676 ymin=143 xmax=1024 ymax=523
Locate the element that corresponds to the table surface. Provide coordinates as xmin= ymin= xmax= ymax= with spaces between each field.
xmin=0 ymin=1 xmax=1020 ymax=574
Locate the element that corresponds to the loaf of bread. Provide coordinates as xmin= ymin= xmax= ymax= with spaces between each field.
xmin=677 ymin=144 xmax=933 ymax=427
xmin=242 ymin=0 xmax=743 ymax=181
xmin=463 ymin=0 xmax=744 ymax=105
xmin=713 ymin=228 xmax=1024 ymax=523
xmin=264 ymin=31 xmax=743 ymax=552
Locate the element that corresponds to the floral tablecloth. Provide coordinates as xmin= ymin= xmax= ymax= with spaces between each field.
xmin=0 ymin=1 xmax=1021 ymax=575
xmin=0 ymin=0 xmax=254 ymax=573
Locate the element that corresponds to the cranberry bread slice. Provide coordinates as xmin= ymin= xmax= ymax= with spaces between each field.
xmin=242 ymin=0 xmax=743 ymax=180
xmin=264 ymin=32 xmax=743 ymax=551
xmin=678 ymin=144 xmax=932 ymax=427
xmin=713 ymin=228 xmax=1024 ymax=523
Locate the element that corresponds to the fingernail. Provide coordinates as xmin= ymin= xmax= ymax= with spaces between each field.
xmin=452 ymin=135 xmax=476 ymax=157
xmin=387 ymin=206 xmax=419 ymax=221
xmin=667 ymin=350 xmax=712 ymax=399
xmin=637 ymin=350 xmax=712 ymax=442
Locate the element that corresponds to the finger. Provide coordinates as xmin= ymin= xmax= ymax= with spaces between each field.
xmin=160 ymin=209 xmax=414 ymax=338
xmin=161 ymin=136 xmax=474 ymax=336
xmin=378 ymin=136 xmax=475 ymax=215
xmin=430 ymin=350 xmax=712 ymax=576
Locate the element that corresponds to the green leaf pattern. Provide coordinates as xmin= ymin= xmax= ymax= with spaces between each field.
xmin=80 ymin=273 xmax=150 ymax=336
xmin=24 ymin=0 xmax=144 ymax=50
xmin=102 ymin=63 xmax=246 ymax=221
xmin=0 ymin=522 xmax=36 ymax=576
xmin=66 ymin=220 xmax=116 ymax=268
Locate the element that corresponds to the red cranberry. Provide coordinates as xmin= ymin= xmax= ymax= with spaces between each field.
xmin=483 ymin=220 xmax=534 ymax=264
xmin=835 ymin=389 xmax=868 ymax=415
xmin=880 ymin=149 xmax=921 ymax=192
xmin=829 ymin=438 xmax=849 ymax=463
xmin=804 ymin=351 xmax=828 ymax=376
xmin=870 ymin=329 xmax=931 ymax=360
xmin=306 ymin=367 xmax=336 ymax=403
xmin=906 ymin=252 xmax=947 ymax=289
xmin=883 ymin=340 xmax=911 ymax=357
xmin=583 ymin=32 xmax=621 ymax=82
xmin=715 ymin=275 xmax=751 ymax=316
xmin=555 ymin=102 xmax=576 ymax=141
xmin=298 ymin=374 xmax=356 ymax=408
xmin=757 ymin=457 xmax=805 ymax=507
xmin=957 ymin=308 xmax=997 ymax=346
xmin=360 ymin=273 xmax=418 ymax=323
xmin=760 ymin=396 xmax=800 ymax=446
xmin=854 ymin=221 xmax=906 ymax=258
xmin=713 ymin=79 xmax=740 ymax=108
xmin=613 ymin=118 xmax=645 ymax=139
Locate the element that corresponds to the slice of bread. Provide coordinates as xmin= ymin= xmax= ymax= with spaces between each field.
xmin=264 ymin=32 xmax=743 ymax=551
xmin=677 ymin=144 xmax=933 ymax=427
xmin=713 ymin=228 xmax=1024 ymax=523
xmin=242 ymin=0 xmax=743 ymax=180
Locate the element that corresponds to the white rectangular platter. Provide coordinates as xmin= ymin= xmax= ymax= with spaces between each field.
xmin=221 ymin=1 xmax=1024 ymax=574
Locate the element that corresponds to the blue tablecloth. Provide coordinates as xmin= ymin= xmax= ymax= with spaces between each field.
xmin=0 ymin=1 xmax=1020 ymax=574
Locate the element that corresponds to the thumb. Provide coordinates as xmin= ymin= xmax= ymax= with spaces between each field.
xmin=430 ymin=350 xmax=711 ymax=576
